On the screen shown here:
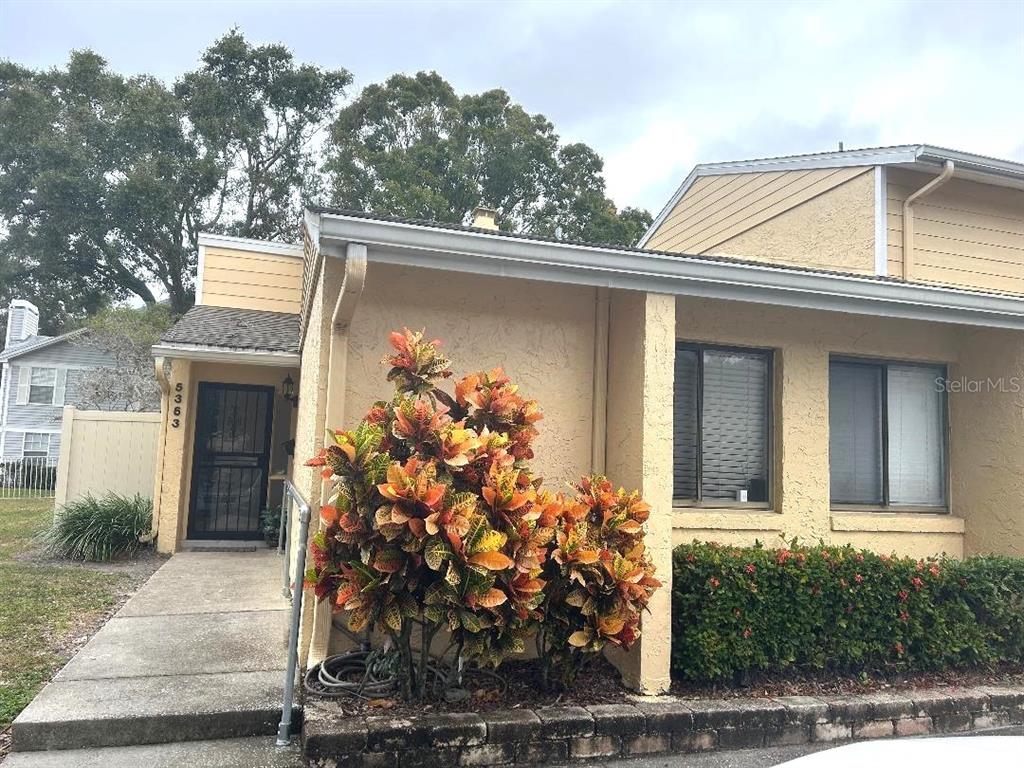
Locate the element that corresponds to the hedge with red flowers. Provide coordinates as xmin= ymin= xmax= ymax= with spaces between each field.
xmin=671 ymin=540 xmax=1024 ymax=682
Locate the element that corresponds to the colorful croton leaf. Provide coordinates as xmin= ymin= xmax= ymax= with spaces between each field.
xmin=304 ymin=329 xmax=660 ymax=699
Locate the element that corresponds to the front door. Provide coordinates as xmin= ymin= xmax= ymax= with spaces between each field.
xmin=188 ymin=382 xmax=275 ymax=540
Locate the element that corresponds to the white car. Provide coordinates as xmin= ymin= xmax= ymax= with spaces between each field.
xmin=776 ymin=736 xmax=1024 ymax=767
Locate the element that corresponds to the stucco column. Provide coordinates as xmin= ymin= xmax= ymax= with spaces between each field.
xmin=604 ymin=290 xmax=675 ymax=694
xmin=776 ymin=343 xmax=831 ymax=541
xmin=154 ymin=358 xmax=192 ymax=554
xmin=950 ymin=327 xmax=1024 ymax=557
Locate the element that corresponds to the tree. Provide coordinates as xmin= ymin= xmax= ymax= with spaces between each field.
xmin=72 ymin=304 xmax=175 ymax=412
xmin=176 ymin=29 xmax=351 ymax=241
xmin=0 ymin=52 xmax=218 ymax=315
xmin=327 ymin=72 xmax=651 ymax=246
xmin=0 ymin=32 xmax=349 ymax=319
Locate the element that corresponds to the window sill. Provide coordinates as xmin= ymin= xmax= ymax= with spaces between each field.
xmin=830 ymin=511 xmax=965 ymax=535
xmin=673 ymin=508 xmax=783 ymax=532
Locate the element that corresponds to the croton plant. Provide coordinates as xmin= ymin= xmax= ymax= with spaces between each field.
xmin=305 ymin=329 xmax=660 ymax=699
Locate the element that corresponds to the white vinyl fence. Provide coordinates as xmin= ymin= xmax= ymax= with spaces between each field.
xmin=54 ymin=407 xmax=160 ymax=507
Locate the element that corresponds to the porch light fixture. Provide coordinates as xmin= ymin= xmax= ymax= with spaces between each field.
xmin=281 ymin=374 xmax=299 ymax=407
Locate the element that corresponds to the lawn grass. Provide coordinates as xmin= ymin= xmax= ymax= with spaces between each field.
xmin=0 ymin=498 xmax=137 ymax=726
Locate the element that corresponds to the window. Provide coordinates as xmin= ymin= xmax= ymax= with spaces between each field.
xmin=28 ymin=367 xmax=57 ymax=405
xmin=829 ymin=358 xmax=947 ymax=509
xmin=23 ymin=433 xmax=50 ymax=459
xmin=674 ymin=343 xmax=772 ymax=505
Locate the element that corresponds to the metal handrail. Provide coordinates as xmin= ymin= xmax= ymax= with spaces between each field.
xmin=276 ymin=478 xmax=312 ymax=747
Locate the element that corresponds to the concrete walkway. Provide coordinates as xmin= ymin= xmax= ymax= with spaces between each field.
xmin=9 ymin=551 xmax=298 ymax=758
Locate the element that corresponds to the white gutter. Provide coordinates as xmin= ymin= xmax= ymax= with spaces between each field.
xmin=902 ymin=160 xmax=955 ymax=281
xmin=150 ymin=343 xmax=300 ymax=367
xmin=316 ymin=213 xmax=1024 ymax=331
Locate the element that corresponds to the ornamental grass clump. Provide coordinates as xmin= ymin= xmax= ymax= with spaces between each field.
xmin=42 ymin=492 xmax=152 ymax=562
xmin=305 ymin=328 xmax=660 ymax=700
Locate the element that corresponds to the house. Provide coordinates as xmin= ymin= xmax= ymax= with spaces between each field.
xmin=150 ymin=145 xmax=1024 ymax=693
xmin=0 ymin=299 xmax=117 ymax=467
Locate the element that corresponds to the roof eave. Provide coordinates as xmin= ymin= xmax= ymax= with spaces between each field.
xmin=317 ymin=212 xmax=1024 ymax=332
xmin=151 ymin=342 xmax=299 ymax=367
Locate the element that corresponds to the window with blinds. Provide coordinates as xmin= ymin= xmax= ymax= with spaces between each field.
xmin=829 ymin=358 xmax=947 ymax=509
xmin=673 ymin=343 xmax=772 ymax=505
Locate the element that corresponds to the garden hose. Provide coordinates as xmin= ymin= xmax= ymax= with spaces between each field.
xmin=304 ymin=626 xmax=508 ymax=701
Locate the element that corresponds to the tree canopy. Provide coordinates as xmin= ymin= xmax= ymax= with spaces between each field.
xmin=327 ymin=72 xmax=651 ymax=245
xmin=0 ymin=38 xmax=650 ymax=338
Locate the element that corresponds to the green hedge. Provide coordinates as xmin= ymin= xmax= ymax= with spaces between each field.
xmin=671 ymin=540 xmax=1024 ymax=682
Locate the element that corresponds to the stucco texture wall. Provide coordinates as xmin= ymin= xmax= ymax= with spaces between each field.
xmin=151 ymin=358 xmax=298 ymax=553
xmin=341 ymin=262 xmax=597 ymax=490
xmin=712 ymin=169 xmax=876 ymax=274
xmin=949 ymin=327 xmax=1024 ymax=556
xmin=673 ymin=296 xmax=971 ymax=559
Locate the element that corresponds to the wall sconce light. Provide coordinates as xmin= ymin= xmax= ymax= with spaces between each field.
xmin=281 ymin=374 xmax=299 ymax=407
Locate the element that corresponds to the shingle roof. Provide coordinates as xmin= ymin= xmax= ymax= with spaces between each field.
xmin=160 ymin=306 xmax=300 ymax=354
xmin=0 ymin=328 xmax=88 ymax=362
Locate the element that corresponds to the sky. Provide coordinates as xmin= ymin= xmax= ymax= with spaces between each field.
xmin=1 ymin=0 xmax=1022 ymax=216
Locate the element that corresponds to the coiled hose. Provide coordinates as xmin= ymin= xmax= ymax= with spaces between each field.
xmin=304 ymin=629 xmax=507 ymax=701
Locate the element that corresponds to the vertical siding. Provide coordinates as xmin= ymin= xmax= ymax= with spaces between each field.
xmin=54 ymin=408 xmax=160 ymax=506
xmin=646 ymin=167 xmax=876 ymax=274
xmin=200 ymin=246 xmax=303 ymax=313
xmin=887 ymin=169 xmax=1024 ymax=294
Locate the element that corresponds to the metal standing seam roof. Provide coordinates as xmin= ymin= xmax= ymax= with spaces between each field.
xmin=159 ymin=306 xmax=300 ymax=354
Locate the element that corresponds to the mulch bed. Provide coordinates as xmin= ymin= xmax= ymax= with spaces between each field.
xmin=310 ymin=656 xmax=1024 ymax=719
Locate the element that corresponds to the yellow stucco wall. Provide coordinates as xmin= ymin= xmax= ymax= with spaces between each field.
xmin=340 ymin=262 xmax=598 ymax=489
xmin=711 ymin=168 xmax=876 ymax=274
xmin=672 ymin=296 xmax=969 ymax=559
xmin=152 ymin=359 xmax=298 ymax=553
xmin=604 ymin=290 xmax=675 ymax=694
xmin=949 ymin=326 xmax=1024 ymax=556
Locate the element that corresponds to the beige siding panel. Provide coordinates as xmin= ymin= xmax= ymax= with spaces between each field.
xmin=651 ymin=173 xmax=782 ymax=247
xmin=199 ymin=245 xmax=303 ymax=313
xmin=887 ymin=169 xmax=1024 ymax=294
xmin=708 ymin=169 xmax=876 ymax=274
xmin=653 ymin=170 xmax=817 ymax=251
xmin=652 ymin=167 xmax=871 ymax=256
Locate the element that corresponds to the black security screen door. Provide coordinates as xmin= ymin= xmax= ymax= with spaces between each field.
xmin=188 ymin=382 xmax=274 ymax=540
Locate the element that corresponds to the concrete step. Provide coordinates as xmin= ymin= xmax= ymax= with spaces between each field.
xmin=181 ymin=540 xmax=267 ymax=553
xmin=11 ymin=671 xmax=299 ymax=752
xmin=2 ymin=736 xmax=303 ymax=767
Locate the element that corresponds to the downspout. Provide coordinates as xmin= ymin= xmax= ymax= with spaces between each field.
xmin=591 ymin=287 xmax=610 ymax=475
xmin=902 ymin=160 xmax=954 ymax=281
xmin=305 ymin=242 xmax=367 ymax=667
xmin=150 ymin=356 xmax=170 ymax=544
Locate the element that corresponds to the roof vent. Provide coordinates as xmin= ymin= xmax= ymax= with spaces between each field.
xmin=472 ymin=205 xmax=499 ymax=231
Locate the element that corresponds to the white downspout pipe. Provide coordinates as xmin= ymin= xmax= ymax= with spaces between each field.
xmin=903 ymin=160 xmax=954 ymax=281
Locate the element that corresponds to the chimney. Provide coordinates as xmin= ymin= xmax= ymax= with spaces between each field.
xmin=471 ymin=205 xmax=499 ymax=231
xmin=5 ymin=299 xmax=40 ymax=347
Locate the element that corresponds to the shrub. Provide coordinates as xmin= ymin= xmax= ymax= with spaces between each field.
xmin=42 ymin=493 xmax=152 ymax=562
xmin=261 ymin=506 xmax=283 ymax=547
xmin=671 ymin=540 xmax=1024 ymax=682
xmin=305 ymin=328 xmax=660 ymax=699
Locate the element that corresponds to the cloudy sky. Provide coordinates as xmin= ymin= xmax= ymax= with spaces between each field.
xmin=2 ymin=0 xmax=1022 ymax=215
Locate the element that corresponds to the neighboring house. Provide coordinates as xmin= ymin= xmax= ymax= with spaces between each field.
xmin=151 ymin=147 xmax=1024 ymax=693
xmin=0 ymin=300 xmax=117 ymax=465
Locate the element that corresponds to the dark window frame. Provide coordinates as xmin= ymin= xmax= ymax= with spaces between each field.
xmin=673 ymin=341 xmax=774 ymax=509
xmin=829 ymin=356 xmax=949 ymax=512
